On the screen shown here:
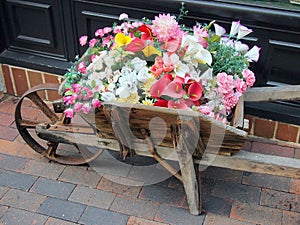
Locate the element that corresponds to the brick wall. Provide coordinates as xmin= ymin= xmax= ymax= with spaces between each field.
xmin=0 ymin=64 xmax=61 ymax=101
xmin=1 ymin=63 xmax=300 ymax=148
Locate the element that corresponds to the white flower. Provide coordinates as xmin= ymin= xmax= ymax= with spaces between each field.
xmin=194 ymin=49 xmax=213 ymax=66
xmin=131 ymin=57 xmax=147 ymax=72
xmin=137 ymin=67 xmax=151 ymax=82
xmin=119 ymin=13 xmax=128 ymax=20
xmin=229 ymin=21 xmax=240 ymax=37
xmin=101 ymin=92 xmax=116 ymax=102
xmin=87 ymin=55 xmax=103 ymax=71
xmin=107 ymin=83 xmax=116 ymax=91
xmin=245 ymin=45 xmax=261 ymax=62
xmin=237 ymin=25 xmax=252 ymax=39
xmin=117 ymin=72 xmax=138 ymax=98
xmin=234 ymin=41 xmax=249 ymax=52
xmin=214 ymin=23 xmax=226 ymax=36
xmin=174 ymin=62 xmax=190 ymax=78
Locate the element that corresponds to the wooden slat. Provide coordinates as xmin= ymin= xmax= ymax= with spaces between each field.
xmin=197 ymin=150 xmax=300 ymax=179
xmin=244 ymin=85 xmax=300 ymax=102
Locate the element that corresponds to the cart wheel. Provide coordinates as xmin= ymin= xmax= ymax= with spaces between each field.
xmin=15 ymin=83 xmax=104 ymax=165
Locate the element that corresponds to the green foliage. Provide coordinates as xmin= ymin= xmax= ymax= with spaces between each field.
xmin=210 ymin=44 xmax=249 ymax=76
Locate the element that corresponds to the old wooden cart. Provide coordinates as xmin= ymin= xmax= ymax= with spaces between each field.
xmin=15 ymin=83 xmax=300 ymax=215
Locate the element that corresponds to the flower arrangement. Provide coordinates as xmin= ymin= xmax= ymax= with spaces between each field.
xmin=62 ymin=7 xmax=260 ymax=124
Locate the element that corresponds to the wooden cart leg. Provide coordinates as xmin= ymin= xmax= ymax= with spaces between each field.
xmin=171 ymin=119 xmax=202 ymax=215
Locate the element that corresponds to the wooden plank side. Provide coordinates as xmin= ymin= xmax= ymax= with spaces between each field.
xmin=197 ymin=150 xmax=300 ymax=179
xmin=244 ymin=85 xmax=300 ymax=102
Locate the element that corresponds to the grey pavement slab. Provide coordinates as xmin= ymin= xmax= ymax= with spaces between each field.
xmin=0 ymin=153 xmax=27 ymax=171
xmin=0 ymin=170 xmax=37 ymax=191
xmin=30 ymin=177 xmax=76 ymax=199
xmin=211 ymin=180 xmax=261 ymax=204
xmin=0 ymin=188 xmax=46 ymax=212
xmin=155 ymin=204 xmax=205 ymax=225
xmin=20 ymin=159 xmax=66 ymax=179
xmin=59 ymin=166 xmax=102 ymax=188
xmin=110 ymin=195 xmax=160 ymax=220
xmin=69 ymin=185 xmax=116 ymax=209
xmin=79 ymin=206 xmax=129 ymax=225
xmin=38 ymin=197 xmax=86 ymax=223
xmin=139 ymin=184 xmax=186 ymax=207
xmin=0 ymin=207 xmax=48 ymax=225
xmin=0 ymin=186 xmax=9 ymax=199
xmin=45 ymin=217 xmax=79 ymax=225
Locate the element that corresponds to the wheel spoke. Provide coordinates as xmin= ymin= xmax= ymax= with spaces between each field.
xmin=18 ymin=119 xmax=40 ymax=129
xmin=27 ymin=92 xmax=59 ymax=123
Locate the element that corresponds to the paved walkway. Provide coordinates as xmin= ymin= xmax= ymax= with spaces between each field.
xmin=0 ymin=95 xmax=299 ymax=225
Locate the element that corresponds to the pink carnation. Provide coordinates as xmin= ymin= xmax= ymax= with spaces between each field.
xmin=73 ymin=102 xmax=83 ymax=112
xmin=63 ymin=94 xmax=77 ymax=105
xmin=64 ymin=108 xmax=74 ymax=118
xmin=79 ymin=35 xmax=88 ymax=46
xmin=223 ymin=92 xmax=242 ymax=111
xmin=242 ymin=69 xmax=256 ymax=87
xmin=95 ymin=29 xmax=104 ymax=37
xmin=235 ymin=77 xmax=247 ymax=93
xmin=81 ymin=103 xmax=91 ymax=114
xmin=72 ymin=83 xmax=81 ymax=93
xmin=198 ymin=105 xmax=214 ymax=117
xmin=151 ymin=14 xmax=183 ymax=42
xmin=92 ymin=99 xmax=101 ymax=108
xmin=89 ymin=38 xmax=98 ymax=48
xmin=78 ymin=62 xmax=87 ymax=74
xmin=217 ymin=72 xmax=235 ymax=94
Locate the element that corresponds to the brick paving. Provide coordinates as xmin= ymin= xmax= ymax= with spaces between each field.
xmin=0 ymin=95 xmax=300 ymax=225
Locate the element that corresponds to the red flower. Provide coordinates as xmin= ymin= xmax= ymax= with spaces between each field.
xmin=153 ymin=99 xmax=168 ymax=107
xmin=150 ymin=77 xmax=172 ymax=98
xmin=161 ymin=81 xmax=185 ymax=98
xmin=126 ymin=38 xmax=146 ymax=52
xmin=138 ymin=25 xmax=153 ymax=40
xmin=188 ymin=81 xmax=203 ymax=101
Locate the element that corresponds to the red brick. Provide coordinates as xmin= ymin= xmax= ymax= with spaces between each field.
xmin=251 ymin=141 xmax=295 ymax=158
xmin=204 ymin=213 xmax=256 ymax=225
xmin=290 ymin=179 xmax=300 ymax=194
xmin=0 ymin=112 xmax=14 ymax=126
xmin=0 ymin=98 xmax=16 ymax=114
xmin=45 ymin=217 xmax=78 ymax=225
xmin=230 ymin=202 xmax=282 ymax=225
xmin=241 ymin=140 xmax=251 ymax=152
xmin=97 ymin=175 xmax=142 ymax=197
xmin=282 ymin=210 xmax=300 ymax=225
xmin=0 ymin=139 xmax=23 ymax=156
xmin=295 ymin=148 xmax=300 ymax=159
xmin=11 ymin=67 xmax=29 ymax=96
xmin=244 ymin=115 xmax=254 ymax=134
xmin=44 ymin=73 xmax=61 ymax=101
xmin=27 ymin=71 xmax=46 ymax=99
xmin=2 ymin=65 xmax=14 ymax=95
xmin=0 ymin=125 xmax=19 ymax=141
xmin=260 ymin=188 xmax=300 ymax=212
xmin=127 ymin=216 xmax=168 ymax=225
xmin=276 ymin=122 xmax=299 ymax=142
xmin=253 ymin=118 xmax=275 ymax=139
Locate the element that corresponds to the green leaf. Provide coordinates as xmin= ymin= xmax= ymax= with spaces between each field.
xmin=91 ymin=80 xmax=96 ymax=88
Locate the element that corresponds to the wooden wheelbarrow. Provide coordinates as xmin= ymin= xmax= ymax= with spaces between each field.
xmin=14 ymin=83 xmax=300 ymax=215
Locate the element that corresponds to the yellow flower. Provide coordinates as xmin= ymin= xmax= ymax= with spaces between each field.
xmin=142 ymin=46 xmax=162 ymax=57
xmin=115 ymin=33 xmax=132 ymax=47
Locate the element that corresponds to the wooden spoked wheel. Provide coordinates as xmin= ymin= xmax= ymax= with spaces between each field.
xmin=15 ymin=83 xmax=103 ymax=165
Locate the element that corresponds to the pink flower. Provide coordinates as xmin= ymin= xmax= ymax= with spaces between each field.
xmin=78 ymin=62 xmax=87 ymax=74
xmin=223 ymin=92 xmax=242 ymax=111
xmin=81 ymin=103 xmax=91 ymax=114
xmin=63 ymin=94 xmax=77 ymax=105
xmin=103 ymin=27 xmax=112 ymax=34
xmin=92 ymin=98 xmax=101 ymax=108
xmin=95 ymin=29 xmax=104 ymax=37
xmin=73 ymin=102 xmax=83 ymax=112
xmin=64 ymin=108 xmax=74 ymax=118
xmin=161 ymin=81 xmax=185 ymax=98
xmin=193 ymin=26 xmax=209 ymax=48
xmin=217 ymin=72 xmax=235 ymax=94
xmin=72 ymin=83 xmax=81 ymax=93
xmin=89 ymin=38 xmax=98 ymax=48
xmin=188 ymin=81 xmax=203 ymax=101
xmin=167 ymin=99 xmax=190 ymax=110
xmin=151 ymin=14 xmax=183 ymax=42
xmin=242 ymin=69 xmax=256 ymax=86
xmin=235 ymin=77 xmax=247 ymax=93
xmin=198 ymin=105 xmax=214 ymax=117
xmin=79 ymin=35 xmax=88 ymax=46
